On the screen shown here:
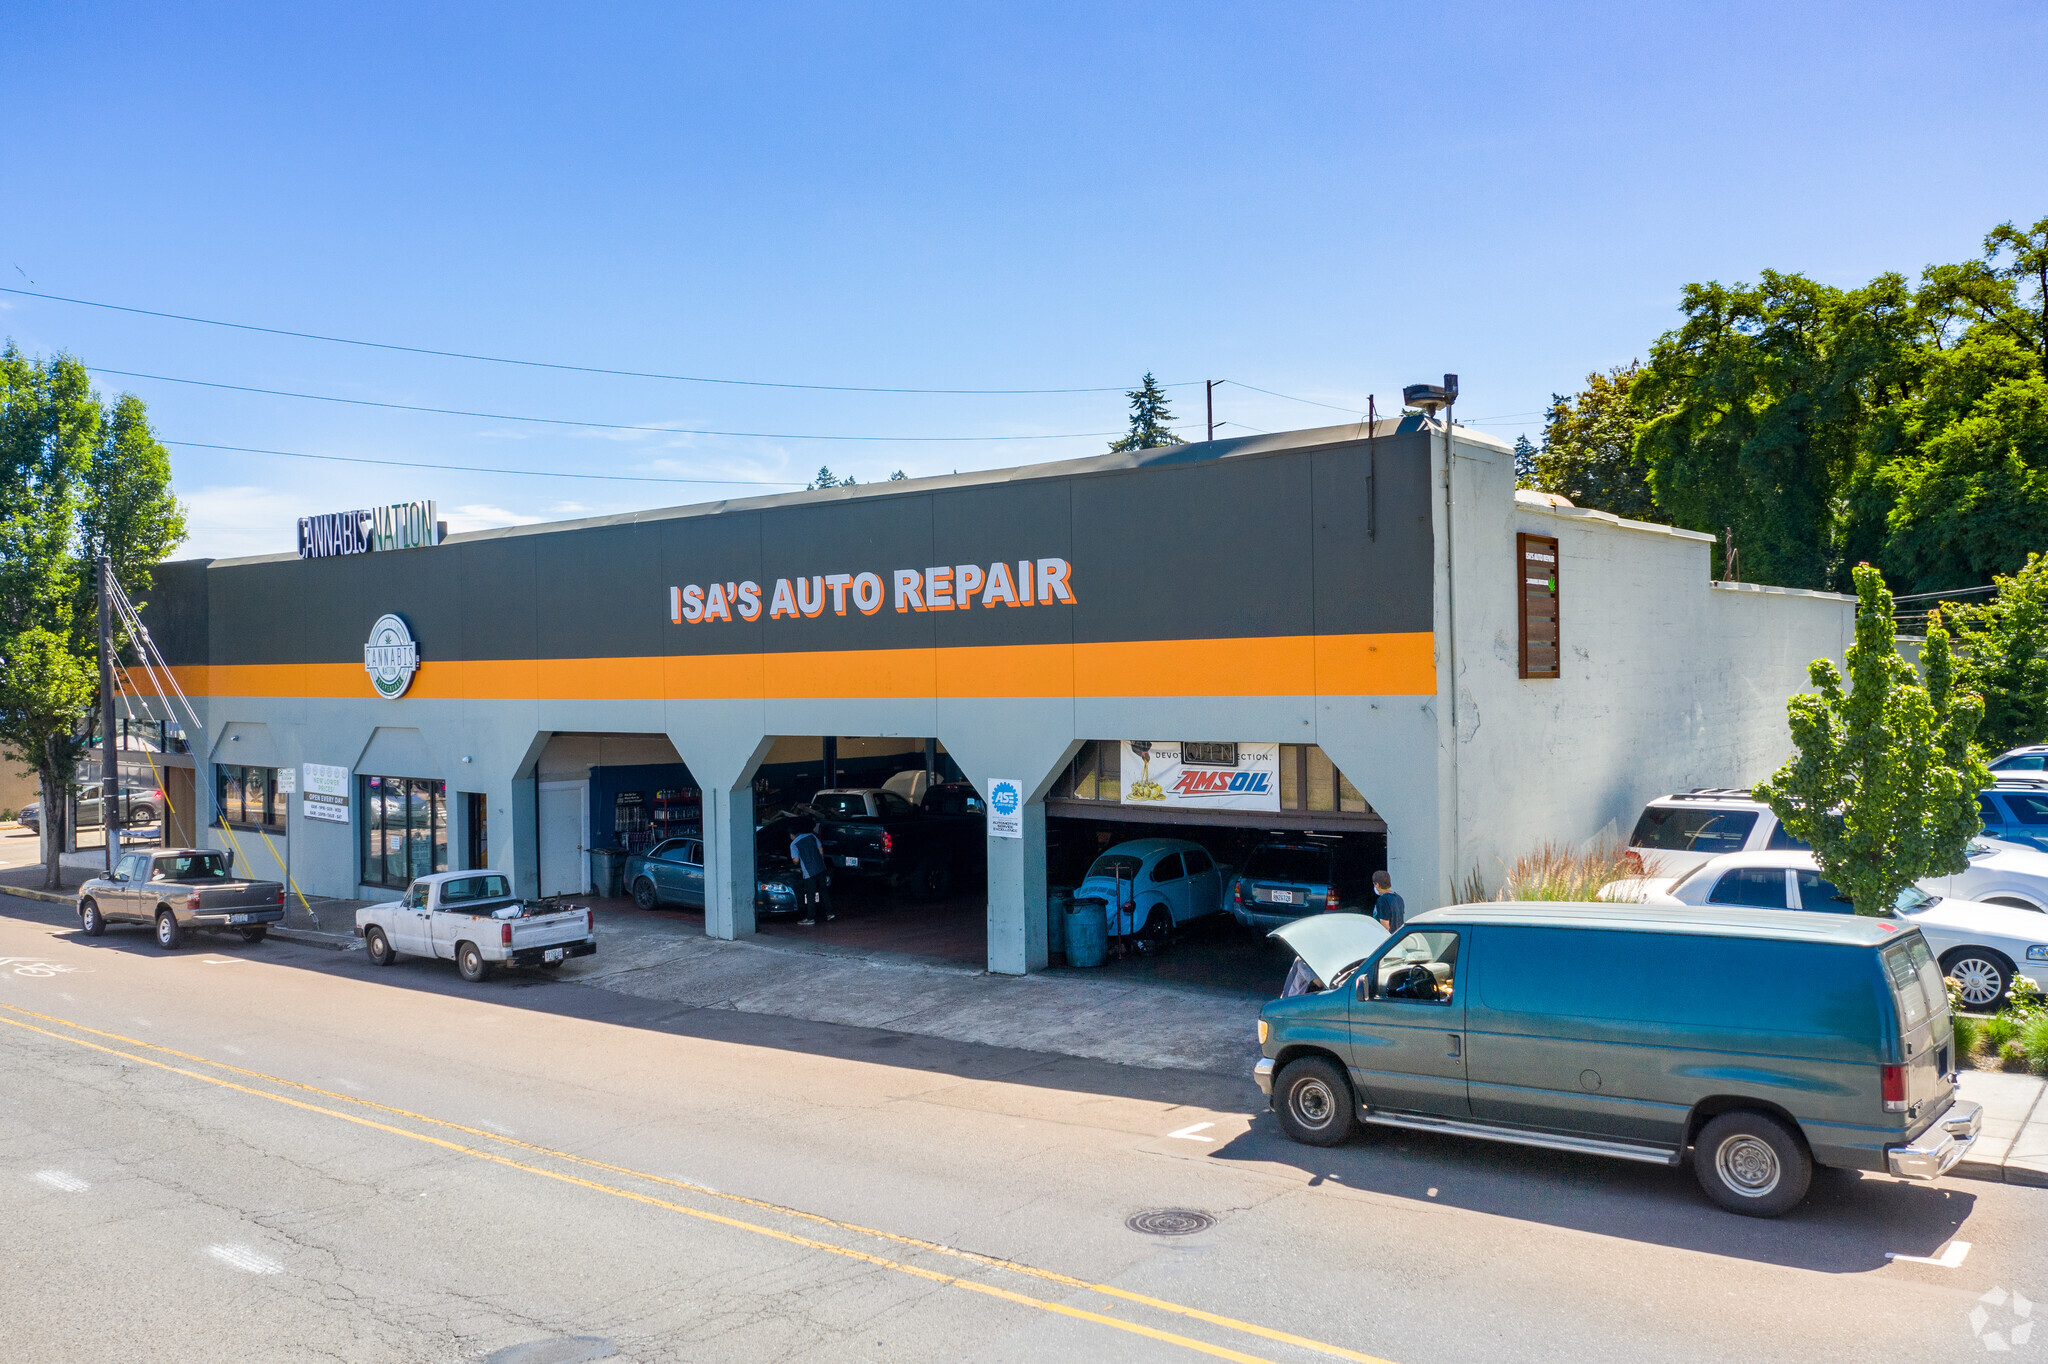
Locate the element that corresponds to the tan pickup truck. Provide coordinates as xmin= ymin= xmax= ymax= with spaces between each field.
xmin=78 ymin=849 xmax=285 ymax=949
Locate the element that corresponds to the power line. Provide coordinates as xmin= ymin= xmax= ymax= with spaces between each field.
xmin=1221 ymin=380 xmax=1369 ymax=414
xmin=166 ymin=441 xmax=806 ymax=486
xmin=93 ymin=367 xmax=1123 ymax=442
xmin=7 ymin=285 xmax=1194 ymax=395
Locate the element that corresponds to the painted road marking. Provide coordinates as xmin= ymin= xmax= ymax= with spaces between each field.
xmin=1167 ymin=1123 xmax=1216 ymax=1142
xmin=202 ymin=958 xmax=241 ymax=966
xmin=0 ymin=1001 xmax=1396 ymax=1364
xmin=206 ymin=1243 xmax=283 ymax=1274
xmin=1887 ymin=1240 xmax=1971 ymax=1268
xmin=0 ymin=958 xmax=80 ymax=977
xmin=33 ymin=1169 xmax=89 ymax=1192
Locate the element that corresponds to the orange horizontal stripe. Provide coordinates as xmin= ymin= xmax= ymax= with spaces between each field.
xmin=123 ymin=632 xmax=1436 ymax=702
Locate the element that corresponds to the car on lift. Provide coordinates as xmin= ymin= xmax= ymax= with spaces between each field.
xmin=1074 ymin=838 xmax=1225 ymax=946
xmin=812 ymin=783 xmax=986 ymax=902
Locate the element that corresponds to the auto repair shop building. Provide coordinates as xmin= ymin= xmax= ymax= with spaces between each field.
xmin=133 ymin=416 xmax=1854 ymax=973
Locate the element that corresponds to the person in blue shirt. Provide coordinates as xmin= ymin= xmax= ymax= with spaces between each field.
xmin=790 ymin=824 xmax=832 ymax=925
xmin=1372 ymin=869 xmax=1406 ymax=932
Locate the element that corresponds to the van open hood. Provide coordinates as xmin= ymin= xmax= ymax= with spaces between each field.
xmin=1270 ymin=913 xmax=1390 ymax=986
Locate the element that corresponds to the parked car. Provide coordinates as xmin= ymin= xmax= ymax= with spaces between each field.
xmin=625 ymin=835 xmax=707 ymax=910
xmin=812 ymin=783 xmax=985 ymax=901
xmin=356 ymin=871 xmax=595 ymax=982
xmin=625 ymin=817 xmax=809 ymax=916
xmin=76 ymin=848 xmax=284 ymax=949
xmin=1227 ymin=840 xmax=1347 ymax=930
xmin=1255 ymin=903 xmax=1981 ymax=1217
xmin=1626 ymin=790 xmax=2048 ymax=911
xmin=1989 ymin=744 xmax=2048 ymax=773
xmin=20 ymin=781 xmax=163 ymax=835
xmin=1074 ymin=838 xmax=1225 ymax=945
xmin=1623 ymin=790 xmax=1806 ymax=879
xmin=1978 ymin=778 xmax=2048 ymax=855
xmin=1619 ymin=848 xmax=2048 ymax=1008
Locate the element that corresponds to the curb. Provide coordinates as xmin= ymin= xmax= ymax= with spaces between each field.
xmin=0 ymin=883 xmax=75 ymax=906
xmin=272 ymin=926 xmax=358 ymax=952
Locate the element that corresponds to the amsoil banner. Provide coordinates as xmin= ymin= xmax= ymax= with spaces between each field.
xmin=1119 ymin=742 xmax=1280 ymax=811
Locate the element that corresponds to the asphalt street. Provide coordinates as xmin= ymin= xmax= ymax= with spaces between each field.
xmin=2 ymin=894 xmax=2043 ymax=1363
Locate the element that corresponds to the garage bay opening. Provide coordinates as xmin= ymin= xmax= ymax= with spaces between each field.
xmin=1046 ymin=741 xmax=1387 ymax=992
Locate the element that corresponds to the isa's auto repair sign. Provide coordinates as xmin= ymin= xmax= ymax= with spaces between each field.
xmin=1120 ymin=742 xmax=1279 ymax=811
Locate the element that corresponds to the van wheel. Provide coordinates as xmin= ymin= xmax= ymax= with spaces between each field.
xmin=80 ymin=899 xmax=106 ymax=936
xmin=365 ymin=925 xmax=396 ymax=966
xmin=910 ymin=858 xmax=954 ymax=902
xmin=632 ymin=878 xmax=660 ymax=911
xmin=456 ymin=942 xmax=490 ymax=983
xmin=1693 ymin=1111 xmax=1811 ymax=1217
xmin=1274 ymin=1056 xmax=1356 ymax=1147
xmin=155 ymin=910 xmax=183 ymax=951
xmin=1941 ymin=949 xmax=2012 ymax=1010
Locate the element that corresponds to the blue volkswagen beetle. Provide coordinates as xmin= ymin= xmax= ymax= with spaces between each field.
xmin=1073 ymin=838 xmax=1225 ymax=946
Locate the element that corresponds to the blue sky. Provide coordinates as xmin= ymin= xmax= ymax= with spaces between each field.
xmin=4 ymin=2 xmax=2045 ymax=559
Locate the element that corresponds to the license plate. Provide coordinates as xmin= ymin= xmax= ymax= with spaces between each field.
xmin=1268 ymin=891 xmax=1296 ymax=905
xmin=229 ymin=913 xmax=252 ymax=924
xmin=839 ymin=856 xmax=860 ymax=867
xmin=544 ymin=947 xmax=564 ymax=964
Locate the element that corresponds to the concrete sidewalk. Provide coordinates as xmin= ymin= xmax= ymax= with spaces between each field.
xmin=1956 ymin=1069 xmax=2048 ymax=1187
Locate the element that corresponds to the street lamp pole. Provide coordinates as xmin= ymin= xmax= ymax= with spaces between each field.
xmin=98 ymin=556 xmax=121 ymax=871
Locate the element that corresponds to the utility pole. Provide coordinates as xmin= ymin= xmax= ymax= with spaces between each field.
xmin=1206 ymin=380 xmax=1217 ymax=442
xmin=98 ymin=556 xmax=121 ymax=871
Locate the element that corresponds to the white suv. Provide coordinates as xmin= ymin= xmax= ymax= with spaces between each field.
xmin=1625 ymin=790 xmax=1806 ymax=879
xmin=1625 ymin=791 xmax=2048 ymax=914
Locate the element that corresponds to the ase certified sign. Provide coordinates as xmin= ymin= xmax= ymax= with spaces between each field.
xmin=987 ymin=779 xmax=1023 ymax=838
xmin=364 ymin=614 xmax=419 ymax=699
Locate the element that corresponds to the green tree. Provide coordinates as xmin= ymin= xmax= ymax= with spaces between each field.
xmin=888 ymin=470 xmax=907 ymax=481
xmin=1109 ymin=373 xmax=1185 ymax=452
xmin=0 ymin=345 xmax=186 ymax=887
xmin=809 ymin=466 xmax=840 ymax=489
xmin=1945 ymin=552 xmax=2048 ymax=752
xmin=1755 ymin=566 xmax=1989 ymax=915
xmin=1531 ymin=362 xmax=1657 ymax=520
xmin=1511 ymin=435 xmax=1537 ymax=488
xmin=1635 ymin=272 xmax=1921 ymax=590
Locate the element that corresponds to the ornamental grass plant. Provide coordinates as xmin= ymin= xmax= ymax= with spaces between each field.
xmin=1494 ymin=842 xmax=1648 ymax=902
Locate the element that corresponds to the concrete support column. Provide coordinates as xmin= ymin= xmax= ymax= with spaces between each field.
xmin=939 ymin=716 xmax=1080 ymax=977
xmin=985 ymin=798 xmax=1048 ymax=975
xmin=509 ymin=773 xmax=541 ymax=901
xmin=703 ymin=782 xmax=757 ymax=940
xmin=670 ymin=727 xmax=775 ymax=942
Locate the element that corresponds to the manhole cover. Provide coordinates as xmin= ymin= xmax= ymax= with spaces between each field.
xmin=483 ymin=1337 xmax=615 ymax=1364
xmin=1125 ymin=1209 xmax=1215 ymax=1236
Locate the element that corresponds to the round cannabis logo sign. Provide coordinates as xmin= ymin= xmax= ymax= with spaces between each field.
xmin=363 ymin=613 xmax=419 ymax=699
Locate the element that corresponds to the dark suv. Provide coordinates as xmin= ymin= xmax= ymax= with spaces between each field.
xmin=813 ymin=782 xmax=986 ymax=901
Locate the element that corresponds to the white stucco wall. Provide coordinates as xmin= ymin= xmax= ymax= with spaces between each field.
xmin=1438 ymin=429 xmax=1854 ymax=899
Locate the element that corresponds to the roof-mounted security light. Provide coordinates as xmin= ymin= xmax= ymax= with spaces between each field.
xmin=1403 ymin=373 xmax=1459 ymax=412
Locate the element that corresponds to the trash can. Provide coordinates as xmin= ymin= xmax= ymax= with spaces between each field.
xmin=1064 ymin=897 xmax=1109 ymax=969
xmin=1046 ymin=887 xmax=1073 ymax=963
xmin=589 ymin=847 xmax=626 ymax=899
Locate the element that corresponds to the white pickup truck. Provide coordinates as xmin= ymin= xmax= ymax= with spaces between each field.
xmin=356 ymin=871 xmax=596 ymax=982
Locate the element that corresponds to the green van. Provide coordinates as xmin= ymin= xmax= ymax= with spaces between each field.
xmin=1255 ymin=903 xmax=1982 ymax=1216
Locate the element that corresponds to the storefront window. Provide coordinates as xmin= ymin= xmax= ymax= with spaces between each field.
xmin=215 ymin=764 xmax=282 ymax=829
xmin=360 ymin=775 xmax=447 ymax=889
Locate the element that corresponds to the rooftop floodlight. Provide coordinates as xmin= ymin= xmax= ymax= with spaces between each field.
xmin=1403 ymin=373 xmax=1460 ymax=413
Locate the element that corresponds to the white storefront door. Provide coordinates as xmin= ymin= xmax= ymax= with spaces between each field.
xmin=539 ymin=780 xmax=589 ymax=897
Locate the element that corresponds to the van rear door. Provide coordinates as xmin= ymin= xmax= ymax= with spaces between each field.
xmin=1880 ymin=936 xmax=1955 ymax=1120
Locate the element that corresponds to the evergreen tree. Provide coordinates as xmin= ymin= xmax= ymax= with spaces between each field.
xmin=1109 ymin=373 xmax=1186 ymax=452
xmin=1512 ymin=434 xmax=1538 ymax=488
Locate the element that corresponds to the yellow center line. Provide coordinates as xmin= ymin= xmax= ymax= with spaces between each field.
xmin=0 ymin=1002 xmax=1399 ymax=1364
